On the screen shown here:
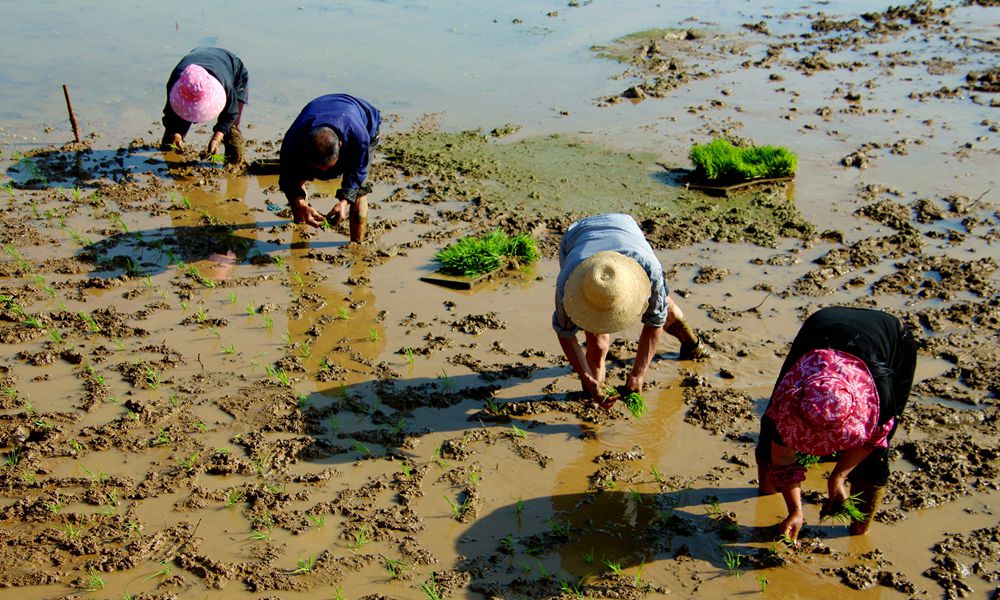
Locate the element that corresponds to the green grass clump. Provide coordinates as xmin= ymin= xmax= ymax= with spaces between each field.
xmin=820 ymin=492 xmax=867 ymax=524
xmin=434 ymin=231 xmax=539 ymax=277
xmin=689 ymin=139 xmax=797 ymax=183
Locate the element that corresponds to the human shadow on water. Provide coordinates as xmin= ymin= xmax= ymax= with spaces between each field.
xmin=451 ymin=486 xmax=857 ymax=591
xmin=77 ymin=219 xmax=348 ymax=281
xmin=2 ymin=144 xmax=201 ymax=190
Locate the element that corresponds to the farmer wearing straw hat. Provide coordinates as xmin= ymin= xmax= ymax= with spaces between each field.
xmin=553 ymin=214 xmax=708 ymax=409
xmin=756 ymin=306 xmax=917 ymax=542
xmin=161 ymin=47 xmax=249 ymax=164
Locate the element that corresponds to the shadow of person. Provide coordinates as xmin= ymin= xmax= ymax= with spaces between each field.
xmin=4 ymin=144 xmax=175 ymax=190
xmin=453 ymin=485 xmax=854 ymax=591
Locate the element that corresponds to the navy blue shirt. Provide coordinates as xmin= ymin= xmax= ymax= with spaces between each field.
xmin=163 ymin=47 xmax=248 ymax=136
xmin=278 ymin=94 xmax=381 ymax=202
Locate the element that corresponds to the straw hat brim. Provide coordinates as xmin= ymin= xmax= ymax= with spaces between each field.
xmin=563 ymin=251 xmax=651 ymax=334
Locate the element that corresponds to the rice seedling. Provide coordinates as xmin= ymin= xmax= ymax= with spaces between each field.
xmin=757 ymin=575 xmax=768 ymax=592
xmin=437 ymin=369 xmax=455 ymax=392
xmin=443 ymin=493 xmax=471 ymax=519
xmin=227 ymin=292 xmax=237 ymax=304
xmin=143 ymin=561 xmax=172 ymax=582
xmin=306 ymin=513 xmax=326 ymax=529
xmin=290 ymin=271 xmax=303 ymax=286
xmin=144 ymin=365 xmax=160 ymax=390
xmin=221 ymin=344 xmax=236 ymax=354
xmin=282 ymin=330 xmax=292 ymax=344
xmin=434 ymin=230 xmax=539 ymax=277
xmin=298 ymin=341 xmax=312 ymax=358
xmin=176 ymin=452 xmax=199 ymax=472
xmin=367 ymin=328 xmax=379 ymax=342
xmin=403 ymin=347 xmax=415 ymax=365
xmin=60 ymin=521 xmax=84 ymax=540
xmin=603 ymin=479 xmax=618 ymax=491
xmin=195 ymin=308 xmax=208 ymax=323
xmin=350 ymin=439 xmax=371 ymax=457
xmin=68 ymin=439 xmax=83 ymax=453
xmin=421 ymin=577 xmax=443 ymax=600
xmin=498 ymin=532 xmax=514 ymax=553
xmin=151 ymin=429 xmax=170 ymax=447
xmin=703 ymin=495 xmax=722 ymax=517
xmin=689 ymin=138 xmax=797 ymax=183
xmin=635 ymin=558 xmax=646 ymax=587
xmin=469 ymin=468 xmax=481 ymax=486
xmin=381 ymin=555 xmax=407 ymax=580
xmin=721 ymin=548 xmax=742 ymax=576
xmin=546 ymin=518 xmax=571 ymax=537
xmin=651 ymin=464 xmax=664 ymax=483
xmin=332 ymin=585 xmax=347 ymax=600
xmin=80 ymin=465 xmax=109 ymax=484
xmin=47 ymin=328 xmax=64 ymax=345
xmin=350 ymin=525 xmax=369 ymax=552
xmin=225 ymin=488 xmax=244 ymax=508
xmin=514 ymin=497 xmax=523 ymax=515
xmin=603 ymin=558 xmax=624 ymax=576
xmin=271 ymin=367 xmax=291 ymax=387
xmin=80 ymin=568 xmax=105 ymax=592
xmin=628 ymin=487 xmax=643 ymax=505
xmin=509 ymin=423 xmax=527 ymax=439
xmin=79 ymin=312 xmax=100 ymax=333
xmin=207 ymin=326 xmax=221 ymax=339
xmin=179 ymin=300 xmax=189 ymax=312
xmin=335 ymin=306 xmax=350 ymax=320
xmin=245 ymin=303 xmax=257 ymax=318
xmin=208 ymin=153 xmax=225 ymax=165
xmin=264 ymin=315 xmax=273 ymax=331
xmin=249 ymin=529 xmax=271 ymax=542
xmin=820 ymin=492 xmax=867 ymax=525
xmin=581 ymin=547 xmax=595 ymax=565
xmin=43 ymin=496 xmax=64 ymax=513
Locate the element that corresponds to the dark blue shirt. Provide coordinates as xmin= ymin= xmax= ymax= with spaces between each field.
xmin=278 ymin=94 xmax=381 ymax=202
xmin=163 ymin=47 xmax=249 ymax=136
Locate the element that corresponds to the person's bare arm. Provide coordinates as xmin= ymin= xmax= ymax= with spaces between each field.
xmin=772 ymin=442 xmax=804 ymax=542
xmin=558 ymin=334 xmax=603 ymax=400
xmin=626 ymin=324 xmax=662 ymax=393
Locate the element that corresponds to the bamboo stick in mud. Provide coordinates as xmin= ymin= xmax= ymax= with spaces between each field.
xmin=62 ymin=84 xmax=81 ymax=143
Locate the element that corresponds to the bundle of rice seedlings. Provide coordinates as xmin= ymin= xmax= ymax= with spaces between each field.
xmin=795 ymin=451 xmax=821 ymax=467
xmin=434 ymin=231 xmax=539 ymax=277
xmin=689 ymin=138 xmax=797 ymax=183
xmin=621 ymin=391 xmax=647 ymax=418
xmin=820 ymin=492 xmax=867 ymax=524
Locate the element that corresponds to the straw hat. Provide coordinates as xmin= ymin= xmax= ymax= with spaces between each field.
xmin=766 ymin=348 xmax=880 ymax=456
xmin=563 ymin=251 xmax=651 ymax=334
xmin=169 ymin=64 xmax=226 ymax=124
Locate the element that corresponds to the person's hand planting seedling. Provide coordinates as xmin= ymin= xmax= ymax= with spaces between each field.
xmin=621 ymin=390 xmax=647 ymax=418
xmin=820 ymin=492 xmax=867 ymax=525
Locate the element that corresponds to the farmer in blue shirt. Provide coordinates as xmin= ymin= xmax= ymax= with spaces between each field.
xmin=279 ymin=94 xmax=381 ymax=244
xmin=554 ymin=214 xmax=709 ymax=408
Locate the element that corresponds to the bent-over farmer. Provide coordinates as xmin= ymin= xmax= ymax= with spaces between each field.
xmin=553 ymin=213 xmax=708 ymax=409
xmin=161 ymin=47 xmax=248 ymax=164
xmin=756 ymin=306 xmax=917 ymax=542
xmin=278 ymin=93 xmax=381 ymax=244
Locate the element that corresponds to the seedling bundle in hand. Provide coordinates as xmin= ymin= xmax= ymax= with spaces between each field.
xmin=820 ymin=492 xmax=867 ymax=524
xmin=621 ymin=391 xmax=647 ymax=418
xmin=434 ymin=231 xmax=539 ymax=277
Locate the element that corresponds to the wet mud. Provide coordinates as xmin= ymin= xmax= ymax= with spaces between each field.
xmin=1 ymin=0 xmax=999 ymax=598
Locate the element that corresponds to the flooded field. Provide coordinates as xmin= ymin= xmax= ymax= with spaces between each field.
xmin=1 ymin=0 xmax=998 ymax=598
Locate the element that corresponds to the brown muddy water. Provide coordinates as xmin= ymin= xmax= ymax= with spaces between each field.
xmin=1 ymin=1 xmax=999 ymax=599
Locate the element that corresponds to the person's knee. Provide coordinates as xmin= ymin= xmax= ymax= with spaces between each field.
xmin=665 ymin=296 xmax=685 ymax=325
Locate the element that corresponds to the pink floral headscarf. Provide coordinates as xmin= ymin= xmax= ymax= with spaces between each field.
xmin=169 ymin=64 xmax=225 ymax=124
xmin=766 ymin=348 xmax=880 ymax=456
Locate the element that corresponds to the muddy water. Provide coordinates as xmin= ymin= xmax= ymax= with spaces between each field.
xmin=2 ymin=0 xmax=1000 ymax=599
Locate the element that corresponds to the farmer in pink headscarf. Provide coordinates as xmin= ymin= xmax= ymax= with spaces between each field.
xmin=161 ymin=47 xmax=249 ymax=164
xmin=756 ymin=306 xmax=916 ymax=542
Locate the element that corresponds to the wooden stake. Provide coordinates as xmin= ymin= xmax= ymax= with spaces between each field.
xmin=62 ymin=84 xmax=81 ymax=143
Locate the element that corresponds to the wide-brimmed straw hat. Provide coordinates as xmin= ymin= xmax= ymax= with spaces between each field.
xmin=169 ymin=64 xmax=226 ymax=124
xmin=766 ymin=348 xmax=880 ymax=456
xmin=563 ymin=251 xmax=650 ymax=334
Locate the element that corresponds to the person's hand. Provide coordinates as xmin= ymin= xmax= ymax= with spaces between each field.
xmin=325 ymin=199 xmax=349 ymax=226
xmin=822 ymin=475 xmax=850 ymax=518
xmin=289 ymin=198 xmax=325 ymax=228
xmin=779 ymin=510 xmax=804 ymax=544
xmin=625 ymin=373 xmax=644 ymax=395
xmin=207 ymin=138 xmax=221 ymax=156
xmin=163 ymin=132 xmax=184 ymax=151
